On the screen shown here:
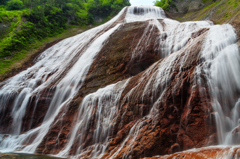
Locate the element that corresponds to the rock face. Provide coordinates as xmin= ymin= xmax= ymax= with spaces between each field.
xmin=145 ymin=146 xmax=240 ymax=159
xmin=168 ymin=0 xmax=240 ymax=27
xmin=0 ymin=5 xmax=240 ymax=159
xmin=0 ymin=23 xmax=10 ymax=39
xmin=168 ymin=0 xmax=206 ymax=14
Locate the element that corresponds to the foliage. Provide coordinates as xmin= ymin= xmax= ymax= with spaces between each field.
xmin=0 ymin=7 xmax=22 ymax=22
xmin=0 ymin=0 xmax=130 ymax=60
xmin=6 ymin=0 xmax=23 ymax=10
xmin=0 ymin=0 xmax=9 ymax=5
xmin=154 ymin=0 xmax=173 ymax=11
xmin=87 ymin=0 xmax=130 ymax=17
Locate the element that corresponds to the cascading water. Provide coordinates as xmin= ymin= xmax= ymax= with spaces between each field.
xmin=196 ymin=24 xmax=240 ymax=145
xmin=0 ymin=7 xmax=125 ymax=153
xmin=0 ymin=5 xmax=240 ymax=159
xmin=57 ymin=79 xmax=130 ymax=158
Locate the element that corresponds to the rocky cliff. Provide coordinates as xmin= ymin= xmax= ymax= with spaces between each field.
xmin=165 ymin=0 xmax=240 ymax=27
xmin=168 ymin=0 xmax=208 ymax=14
xmin=0 ymin=5 xmax=240 ymax=159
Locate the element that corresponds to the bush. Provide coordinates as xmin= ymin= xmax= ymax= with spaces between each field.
xmin=154 ymin=0 xmax=172 ymax=11
xmin=6 ymin=0 xmax=23 ymax=10
xmin=0 ymin=0 xmax=9 ymax=5
xmin=0 ymin=0 xmax=130 ymax=59
xmin=0 ymin=22 xmax=35 ymax=58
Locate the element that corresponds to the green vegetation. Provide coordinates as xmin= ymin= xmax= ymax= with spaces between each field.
xmin=0 ymin=25 xmax=89 ymax=75
xmin=0 ymin=0 xmax=130 ymax=76
xmin=154 ymin=0 xmax=173 ymax=11
xmin=6 ymin=0 xmax=24 ymax=10
xmin=194 ymin=1 xmax=220 ymax=20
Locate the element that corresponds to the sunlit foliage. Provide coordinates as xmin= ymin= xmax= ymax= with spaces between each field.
xmin=0 ymin=0 xmax=130 ymax=59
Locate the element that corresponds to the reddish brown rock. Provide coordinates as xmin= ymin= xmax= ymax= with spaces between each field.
xmin=0 ymin=15 xmax=226 ymax=159
xmin=144 ymin=146 xmax=240 ymax=159
xmin=32 ymin=24 xmax=218 ymax=158
xmin=33 ymin=20 xmax=161 ymax=155
xmin=99 ymin=27 xmax=217 ymax=159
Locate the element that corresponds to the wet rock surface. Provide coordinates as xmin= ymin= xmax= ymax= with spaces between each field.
xmin=101 ymin=28 xmax=217 ymax=159
xmin=145 ymin=146 xmax=240 ymax=159
xmin=33 ymin=20 xmax=219 ymax=158
xmin=1 ymin=6 xmax=240 ymax=159
xmin=35 ymin=20 xmax=161 ymax=156
xmin=0 ymin=153 xmax=64 ymax=159
xmin=0 ymin=20 xmax=216 ymax=159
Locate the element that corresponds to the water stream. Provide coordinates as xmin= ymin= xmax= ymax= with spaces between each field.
xmin=0 ymin=5 xmax=240 ymax=159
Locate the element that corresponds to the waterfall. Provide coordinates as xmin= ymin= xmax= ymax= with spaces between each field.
xmin=0 ymin=7 xmax=125 ymax=153
xmin=57 ymin=79 xmax=130 ymax=158
xmin=0 ymin=5 xmax=240 ymax=159
xmin=196 ymin=24 xmax=240 ymax=144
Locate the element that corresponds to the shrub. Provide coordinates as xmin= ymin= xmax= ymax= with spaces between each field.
xmin=154 ymin=0 xmax=173 ymax=11
xmin=0 ymin=0 xmax=9 ymax=5
xmin=6 ymin=0 xmax=23 ymax=10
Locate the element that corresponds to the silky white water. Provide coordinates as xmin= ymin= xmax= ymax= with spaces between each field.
xmin=0 ymin=7 xmax=124 ymax=153
xmin=57 ymin=79 xmax=130 ymax=158
xmin=196 ymin=24 xmax=240 ymax=145
xmin=0 ymin=5 xmax=240 ymax=159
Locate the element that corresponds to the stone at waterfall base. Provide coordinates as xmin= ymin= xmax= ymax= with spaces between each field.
xmin=144 ymin=146 xmax=240 ymax=159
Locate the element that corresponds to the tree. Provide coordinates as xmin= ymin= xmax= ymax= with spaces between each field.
xmin=0 ymin=0 xmax=9 ymax=5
